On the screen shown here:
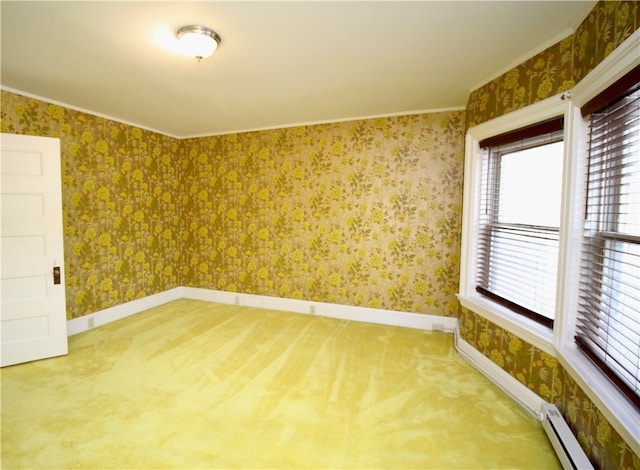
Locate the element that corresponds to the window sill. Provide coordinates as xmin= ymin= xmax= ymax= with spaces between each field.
xmin=457 ymin=292 xmax=555 ymax=356
xmin=458 ymin=291 xmax=640 ymax=455
xmin=556 ymin=343 xmax=640 ymax=456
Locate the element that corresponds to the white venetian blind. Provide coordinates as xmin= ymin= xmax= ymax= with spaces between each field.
xmin=576 ymin=67 xmax=640 ymax=409
xmin=476 ymin=119 xmax=564 ymax=328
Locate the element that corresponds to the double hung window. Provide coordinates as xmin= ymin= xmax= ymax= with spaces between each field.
xmin=575 ymin=67 xmax=640 ymax=408
xmin=460 ymin=34 xmax=640 ymax=442
xmin=476 ymin=119 xmax=564 ymax=328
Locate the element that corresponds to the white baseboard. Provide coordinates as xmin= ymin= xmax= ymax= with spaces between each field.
xmin=67 ymin=286 xmax=458 ymax=336
xmin=454 ymin=329 xmax=543 ymax=418
xmin=66 ymin=287 xmax=183 ymax=336
xmin=180 ymin=287 xmax=458 ymax=332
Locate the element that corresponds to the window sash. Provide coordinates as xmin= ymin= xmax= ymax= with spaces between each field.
xmin=476 ymin=128 xmax=563 ymax=327
xmin=576 ymin=83 xmax=640 ymax=409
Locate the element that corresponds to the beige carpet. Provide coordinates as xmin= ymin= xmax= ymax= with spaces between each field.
xmin=1 ymin=299 xmax=560 ymax=469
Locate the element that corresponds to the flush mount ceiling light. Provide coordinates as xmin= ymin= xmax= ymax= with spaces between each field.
xmin=176 ymin=25 xmax=221 ymax=61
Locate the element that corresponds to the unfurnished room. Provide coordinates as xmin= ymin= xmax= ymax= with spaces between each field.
xmin=0 ymin=1 xmax=639 ymax=469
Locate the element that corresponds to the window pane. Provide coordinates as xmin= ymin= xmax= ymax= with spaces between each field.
xmin=499 ymin=141 xmax=564 ymax=226
xmin=487 ymin=226 xmax=558 ymax=318
xmin=477 ymin=127 xmax=563 ymax=326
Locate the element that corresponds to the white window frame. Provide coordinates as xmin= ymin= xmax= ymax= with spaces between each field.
xmin=459 ymin=94 xmax=568 ymax=356
xmin=458 ymin=29 xmax=640 ymax=453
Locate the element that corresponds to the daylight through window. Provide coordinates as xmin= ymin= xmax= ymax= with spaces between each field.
xmin=476 ymin=119 xmax=564 ymax=328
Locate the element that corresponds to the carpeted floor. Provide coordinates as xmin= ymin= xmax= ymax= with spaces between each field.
xmin=1 ymin=299 xmax=560 ymax=469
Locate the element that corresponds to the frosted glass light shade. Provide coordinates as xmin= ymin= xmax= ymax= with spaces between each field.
xmin=177 ymin=25 xmax=221 ymax=60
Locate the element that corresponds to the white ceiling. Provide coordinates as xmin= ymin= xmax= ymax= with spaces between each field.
xmin=1 ymin=1 xmax=596 ymax=138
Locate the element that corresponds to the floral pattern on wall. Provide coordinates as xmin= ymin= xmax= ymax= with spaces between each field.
xmin=1 ymin=91 xmax=182 ymax=319
xmin=462 ymin=1 xmax=640 ymax=468
xmin=181 ymin=113 xmax=465 ymax=317
xmin=1 ymin=2 xmax=637 ymax=467
xmin=466 ymin=0 xmax=640 ymax=128
xmin=1 ymin=92 xmax=464 ymax=319
xmin=460 ymin=307 xmax=639 ymax=470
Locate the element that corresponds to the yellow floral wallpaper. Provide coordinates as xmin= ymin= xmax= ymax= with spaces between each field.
xmin=460 ymin=307 xmax=639 ymax=469
xmin=1 ymin=1 xmax=639 ymax=468
xmin=180 ymin=114 xmax=464 ymax=315
xmin=1 ymin=92 xmax=181 ymax=318
xmin=466 ymin=0 xmax=640 ymax=128
xmin=1 ymin=93 xmax=464 ymax=319
xmin=463 ymin=1 xmax=640 ymax=469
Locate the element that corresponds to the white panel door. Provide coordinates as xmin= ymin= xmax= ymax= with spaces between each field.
xmin=1 ymin=133 xmax=68 ymax=367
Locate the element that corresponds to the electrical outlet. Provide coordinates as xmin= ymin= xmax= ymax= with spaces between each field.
xmin=432 ymin=322 xmax=444 ymax=332
xmin=234 ymin=296 xmax=240 ymax=305
xmin=310 ymin=304 xmax=316 ymax=315
xmin=88 ymin=317 xmax=95 ymax=329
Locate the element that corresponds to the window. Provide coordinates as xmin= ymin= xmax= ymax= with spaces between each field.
xmin=460 ymin=31 xmax=640 ymax=447
xmin=575 ymin=67 xmax=640 ymax=408
xmin=476 ymin=119 xmax=564 ymax=328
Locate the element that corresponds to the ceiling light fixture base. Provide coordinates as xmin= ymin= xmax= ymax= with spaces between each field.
xmin=176 ymin=25 xmax=222 ymax=61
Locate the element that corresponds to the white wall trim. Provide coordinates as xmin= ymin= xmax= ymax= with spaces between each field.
xmin=67 ymin=287 xmax=458 ymax=336
xmin=66 ymin=287 xmax=183 ymax=336
xmin=469 ymin=27 xmax=577 ymax=94
xmin=466 ymin=93 xmax=568 ymax=142
xmin=180 ymin=287 xmax=458 ymax=332
xmin=0 ymin=86 xmax=180 ymax=140
xmin=181 ymin=107 xmax=466 ymax=139
xmin=458 ymin=294 xmax=556 ymax=356
xmin=557 ymin=344 xmax=640 ymax=455
xmin=457 ymin=28 xmax=640 ymax=453
xmin=457 ymin=94 xmax=567 ymax=359
xmin=1 ymin=85 xmax=463 ymax=141
xmin=454 ymin=328 xmax=544 ymax=419
xmin=570 ymin=28 xmax=640 ymax=108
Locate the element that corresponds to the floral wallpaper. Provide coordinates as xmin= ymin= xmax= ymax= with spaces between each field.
xmin=1 ymin=92 xmax=464 ymax=319
xmin=466 ymin=0 xmax=640 ymax=128
xmin=460 ymin=307 xmax=639 ymax=469
xmin=1 ymin=1 xmax=638 ymax=468
xmin=463 ymin=1 xmax=640 ymax=469
xmin=0 ymin=92 xmax=182 ymax=319
xmin=180 ymin=113 xmax=464 ymax=316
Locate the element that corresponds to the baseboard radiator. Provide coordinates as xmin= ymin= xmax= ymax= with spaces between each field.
xmin=540 ymin=402 xmax=594 ymax=470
